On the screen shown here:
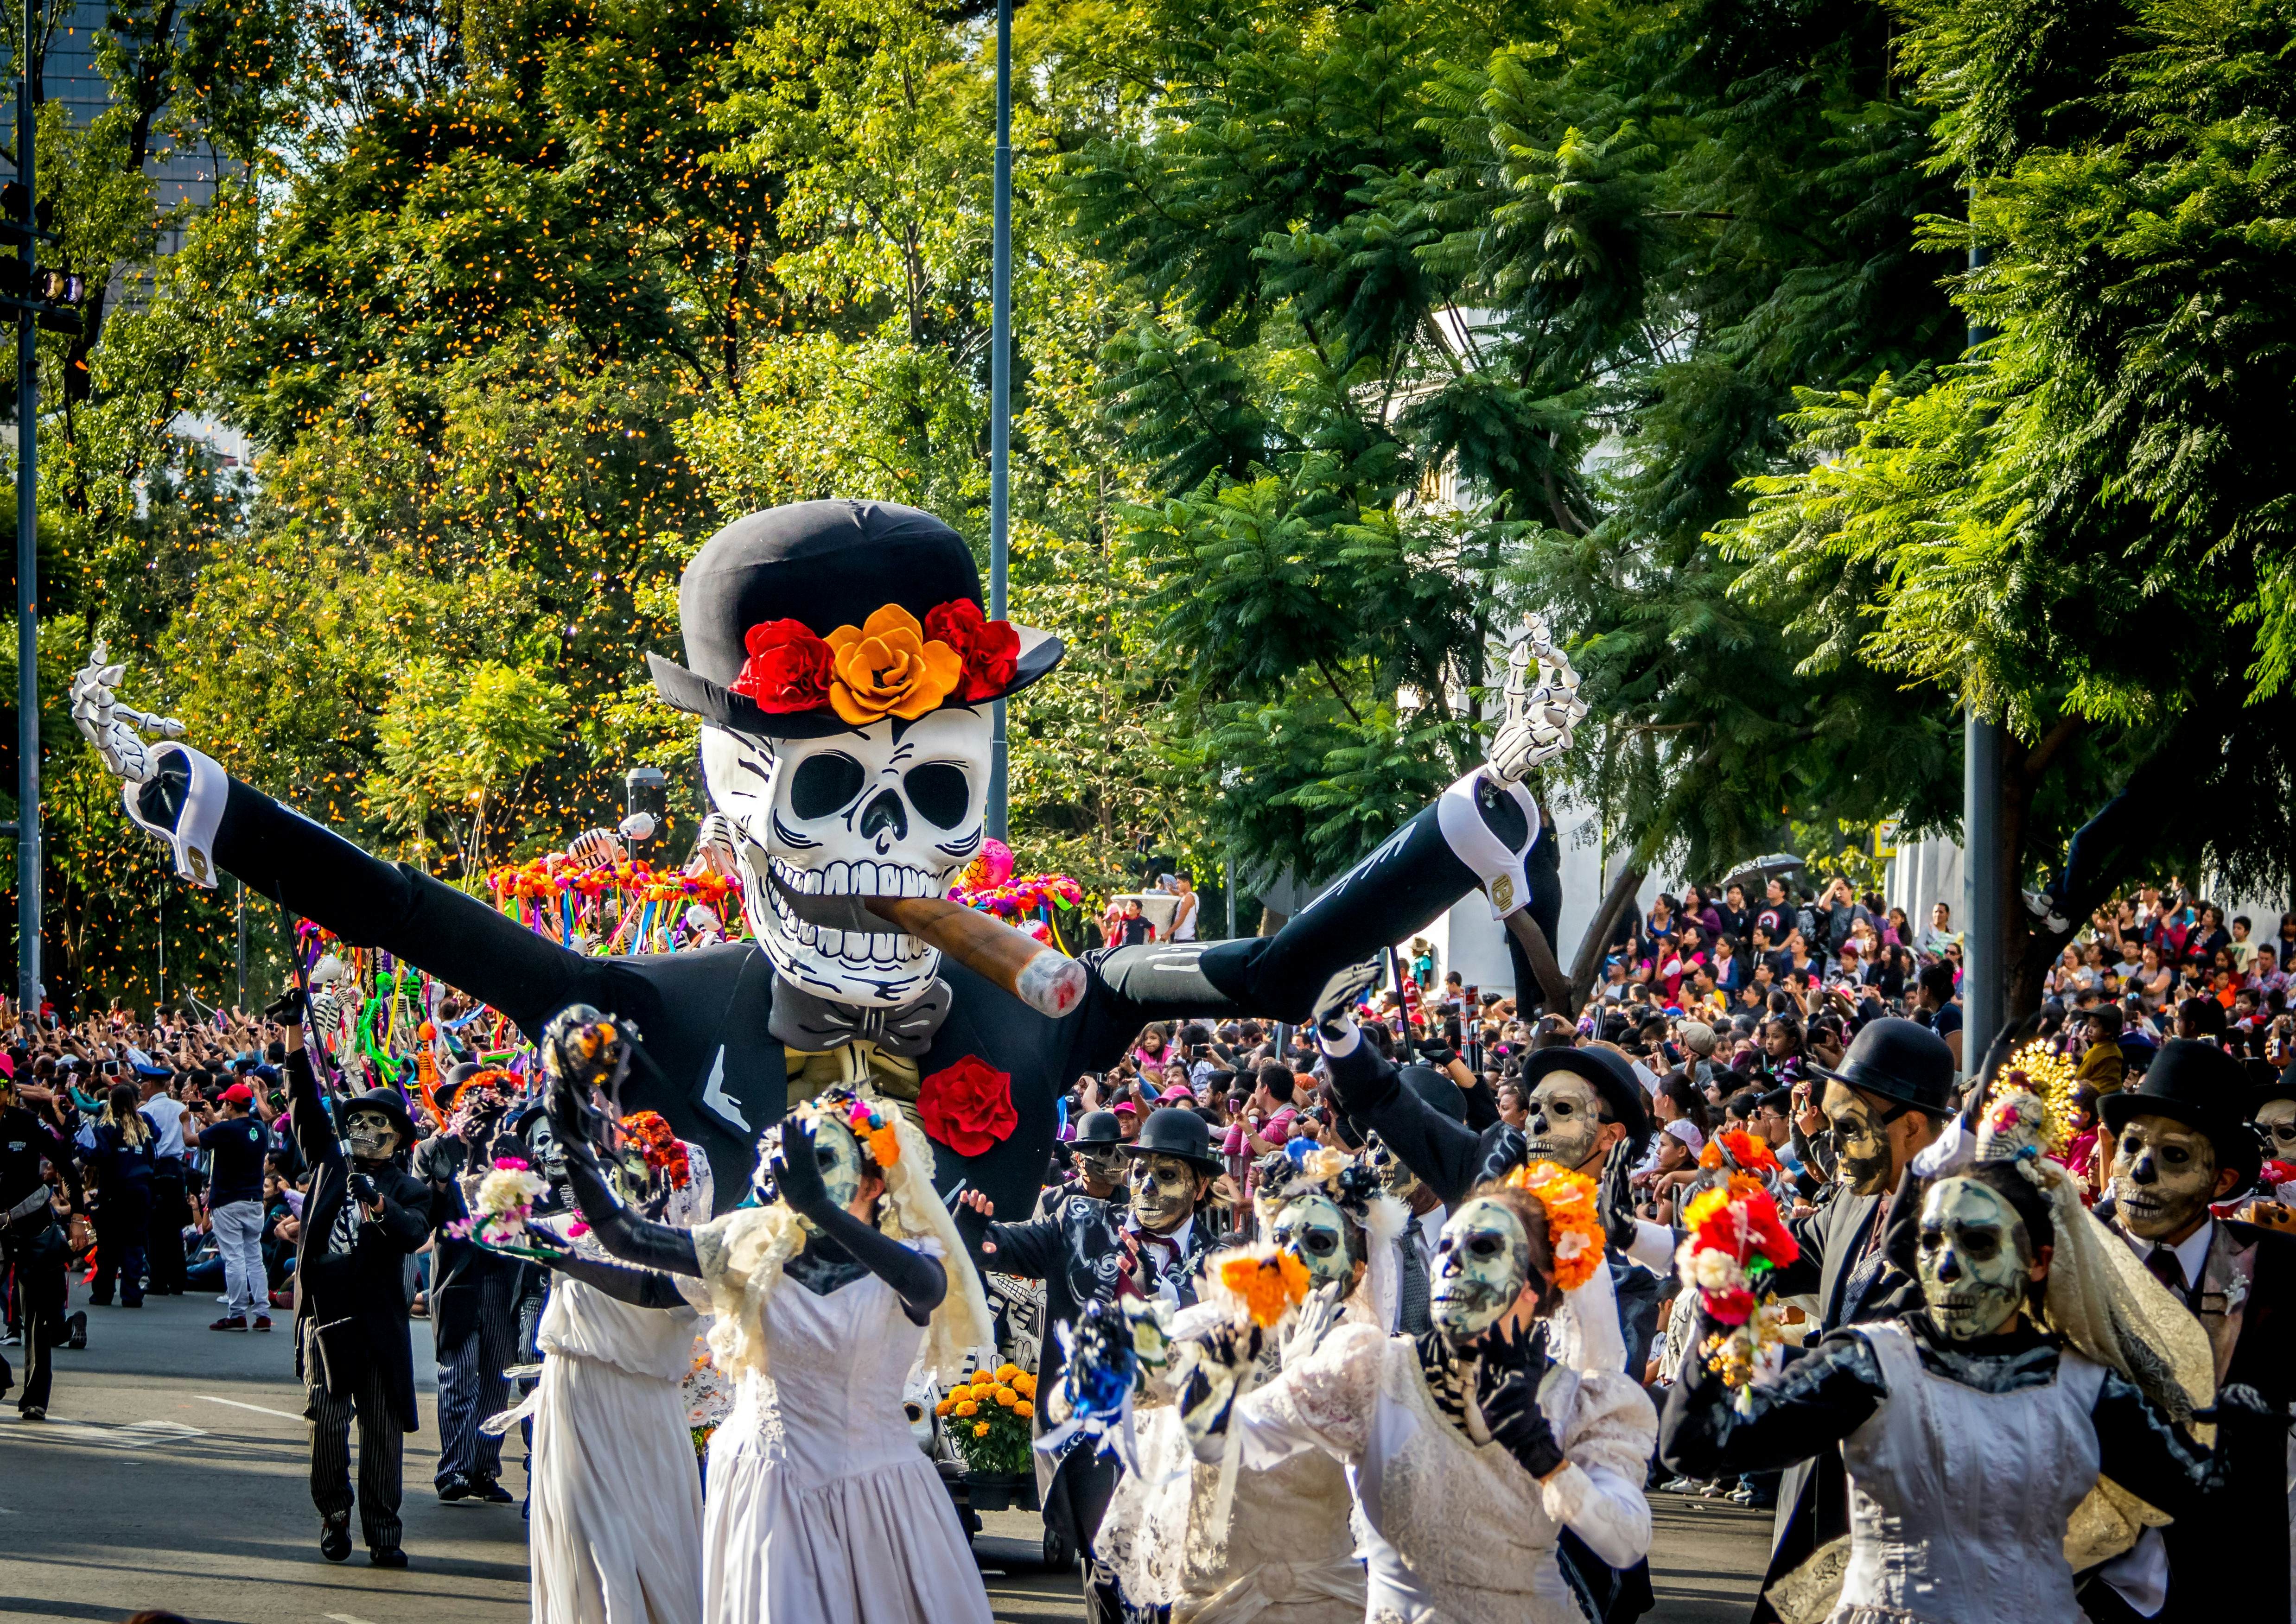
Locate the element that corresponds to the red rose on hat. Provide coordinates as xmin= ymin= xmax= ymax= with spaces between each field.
xmin=923 ymin=599 xmax=1020 ymax=703
xmin=917 ymin=1054 xmax=1018 ymax=1157
xmin=731 ymin=619 xmax=835 ymax=713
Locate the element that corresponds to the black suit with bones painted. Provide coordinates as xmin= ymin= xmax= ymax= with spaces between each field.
xmin=201 ymin=774 xmax=1553 ymax=1228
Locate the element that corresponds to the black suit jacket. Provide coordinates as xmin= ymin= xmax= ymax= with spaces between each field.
xmin=286 ymin=1049 xmax=430 ymax=1430
xmin=212 ymin=774 xmax=1488 ymax=1230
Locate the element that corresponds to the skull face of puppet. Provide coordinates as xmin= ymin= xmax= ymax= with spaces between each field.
xmin=752 ymin=1111 xmax=869 ymax=1231
xmin=1431 ymin=1197 xmax=1532 ymax=1340
xmin=2110 ymin=1112 xmax=2221 ymax=1241
xmin=1917 ymin=1177 xmax=2032 ymax=1341
xmin=701 ymin=712 xmax=989 ymax=1009
xmin=1129 ymin=1152 xmax=1202 ymax=1233
xmin=343 ymin=1108 xmax=401 ymax=1165
xmin=1271 ymin=1192 xmax=1354 ymax=1291
xmin=1365 ymin=1131 xmax=1421 ymax=1201
xmin=1524 ymin=1071 xmax=1607 ymax=1171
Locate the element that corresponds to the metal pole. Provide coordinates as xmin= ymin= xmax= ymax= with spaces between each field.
xmin=14 ymin=34 xmax=35 ymax=1020
xmin=1225 ymin=846 xmax=1237 ymax=940
xmin=986 ymin=0 xmax=1011 ymax=843
xmin=235 ymin=878 xmax=248 ymax=1009
xmin=1960 ymin=221 xmax=2001 ymax=1059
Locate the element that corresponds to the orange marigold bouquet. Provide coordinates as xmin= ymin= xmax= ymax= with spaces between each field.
xmin=1501 ymin=1160 xmax=1606 ymax=1291
xmin=936 ymin=1362 xmax=1037 ymax=1475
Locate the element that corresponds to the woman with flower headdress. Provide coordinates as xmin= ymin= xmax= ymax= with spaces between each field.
xmin=477 ymin=1016 xmax=719 ymax=1624
xmin=1659 ymin=1083 xmax=2243 ymax=1624
xmin=1091 ymin=1145 xmax=1403 ymax=1623
xmin=1167 ymin=1153 xmax=1654 ymax=1624
xmin=541 ymin=1011 xmax=996 ymax=1624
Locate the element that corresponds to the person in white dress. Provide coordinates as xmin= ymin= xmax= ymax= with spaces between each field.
xmin=483 ymin=1100 xmax=716 ymax=1624
xmin=1178 ymin=1165 xmax=1655 ymax=1624
xmin=1660 ymin=1092 xmax=2239 ymax=1624
xmin=544 ymin=1019 xmax=995 ymax=1624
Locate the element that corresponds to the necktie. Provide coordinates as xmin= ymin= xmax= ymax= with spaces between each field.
xmin=1398 ymin=1215 xmax=1433 ymax=1336
xmin=2146 ymin=1246 xmax=2188 ymax=1303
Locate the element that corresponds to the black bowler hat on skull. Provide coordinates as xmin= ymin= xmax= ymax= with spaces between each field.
xmin=648 ymin=500 xmax=1065 ymax=740
xmin=1125 ymin=1106 xmax=1224 ymax=1172
xmin=2100 ymin=1037 xmax=2263 ymax=1191
xmin=1809 ymin=1015 xmax=1956 ymax=1117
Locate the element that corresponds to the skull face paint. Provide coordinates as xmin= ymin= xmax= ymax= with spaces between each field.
xmin=700 ymin=710 xmax=989 ymax=1009
xmin=2110 ymin=1112 xmax=2221 ymax=1241
xmin=1822 ymin=1082 xmax=1896 ymax=1197
xmin=343 ymin=1109 xmax=401 ymax=1165
xmin=1917 ymin=1177 xmax=2031 ymax=1341
xmin=1366 ymin=1132 xmax=1421 ymax=1201
xmin=1075 ymin=1147 xmax=1130 ymax=1192
xmin=526 ymin=1116 xmax=568 ymax=1183
xmin=1271 ymin=1193 xmax=1354 ymax=1291
xmin=2254 ymin=1097 xmax=2296 ymax=1159
xmin=753 ymin=1113 xmax=868 ymax=1228
xmin=1523 ymin=1072 xmax=1607 ymax=1171
xmin=1129 ymin=1152 xmax=1202 ymax=1233
xmin=1431 ymin=1197 xmax=1532 ymax=1340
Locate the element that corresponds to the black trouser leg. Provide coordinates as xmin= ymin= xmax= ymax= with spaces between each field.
xmin=308 ymin=1363 xmax=405 ymax=1554
xmin=147 ymin=1170 xmax=187 ymax=1294
xmin=1049 ymin=1449 xmax=1125 ymax=1624
xmin=14 ymin=1245 xmax=66 ymax=1413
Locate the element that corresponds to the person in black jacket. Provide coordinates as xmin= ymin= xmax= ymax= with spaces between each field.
xmin=84 ymin=1084 xmax=158 ymax=1308
xmin=0 ymin=1067 xmax=86 ymax=1420
xmin=280 ymin=1009 xmax=431 ymax=1567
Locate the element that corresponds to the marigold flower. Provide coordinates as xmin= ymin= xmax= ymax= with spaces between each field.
xmin=1015 ymin=1399 xmax=1034 ymax=1419
xmin=994 ymin=1387 xmax=1016 ymax=1407
xmin=825 ymin=605 xmax=963 ymax=724
xmin=955 ymin=1400 xmax=978 ymax=1417
xmin=973 ymin=1421 xmax=991 ymax=1438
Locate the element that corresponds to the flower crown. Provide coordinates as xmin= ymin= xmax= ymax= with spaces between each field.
xmin=1501 ymin=1160 xmax=1606 ymax=1293
xmin=1982 ymin=1041 xmax=2080 ymax=1161
xmin=1699 ymin=1128 xmax=1781 ymax=1176
xmin=619 ymin=1110 xmax=693 ymax=1190
xmin=730 ymin=599 xmax=1018 ymax=727
xmin=782 ymin=1085 xmax=903 ymax=1170
xmin=1259 ymin=1142 xmax=1383 ymax=1223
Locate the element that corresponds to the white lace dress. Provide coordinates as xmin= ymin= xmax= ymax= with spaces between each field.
xmin=519 ymin=1152 xmax=715 ymax=1624
xmin=1228 ymin=1322 xmax=1655 ymax=1624
xmin=694 ymin=1232 xmax=991 ymax=1624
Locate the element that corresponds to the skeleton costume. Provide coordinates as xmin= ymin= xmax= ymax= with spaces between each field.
xmin=1187 ymin=1170 xmax=1654 ymax=1624
xmin=536 ymin=1008 xmax=999 ymax=1624
xmin=75 ymin=501 xmax=1586 ymax=1241
xmin=1661 ymin=1089 xmax=2230 ymax=1624
xmin=1097 ymin=1152 xmax=1397 ymax=1624
xmin=484 ymin=1092 xmax=719 ymax=1624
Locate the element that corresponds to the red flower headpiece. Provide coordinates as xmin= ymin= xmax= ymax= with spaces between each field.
xmin=728 ymin=598 xmax=1019 ymax=721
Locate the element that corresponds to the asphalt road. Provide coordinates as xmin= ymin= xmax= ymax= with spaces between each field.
xmin=0 ymin=1290 xmax=1768 ymax=1624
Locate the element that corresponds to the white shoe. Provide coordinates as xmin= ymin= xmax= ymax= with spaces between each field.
xmin=1 ymin=1331 xmax=19 ymax=1346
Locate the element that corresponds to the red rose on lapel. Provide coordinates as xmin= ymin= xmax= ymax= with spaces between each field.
xmin=917 ymin=1055 xmax=1018 ymax=1157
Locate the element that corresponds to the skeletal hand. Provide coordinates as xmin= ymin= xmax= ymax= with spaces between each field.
xmin=1487 ymin=616 xmax=1585 ymax=783
xmin=70 ymin=641 xmax=184 ymax=783
xmin=687 ymin=812 xmax=738 ymax=880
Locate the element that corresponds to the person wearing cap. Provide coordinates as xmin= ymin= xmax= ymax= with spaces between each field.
xmin=278 ymin=997 xmax=430 ymax=1567
xmin=200 ymin=1079 xmax=274 ymax=1332
xmin=134 ymin=1060 xmax=191 ymax=1296
xmin=960 ymin=1108 xmax=1137 ymax=1615
xmin=0 ymin=1060 xmax=86 ymax=1419
xmin=2084 ymin=1039 xmax=2296 ymax=1624
xmin=1752 ymin=1016 xmax=1953 ymax=1624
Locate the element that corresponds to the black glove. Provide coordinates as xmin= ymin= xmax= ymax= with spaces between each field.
xmin=1600 ymin=1142 xmax=1638 ymax=1253
xmin=2199 ymin=1383 xmax=2296 ymax=1429
xmin=767 ymin=1117 xmax=833 ymax=1217
xmin=263 ymin=987 xmax=306 ymax=1022
xmin=1476 ymin=1123 xmax=1529 ymax=1188
xmin=1475 ymin=1318 xmax=1565 ymax=1479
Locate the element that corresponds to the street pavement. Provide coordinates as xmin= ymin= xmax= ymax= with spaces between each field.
xmin=0 ymin=1289 xmax=1768 ymax=1623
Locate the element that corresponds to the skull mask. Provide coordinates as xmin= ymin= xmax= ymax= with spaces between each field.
xmin=526 ymin=1116 xmax=568 ymax=1184
xmin=1129 ymin=1152 xmax=1203 ymax=1233
xmin=2110 ymin=1113 xmax=2222 ymax=1241
xmin=701 ymin=710 xmax=989 ymax=1009
xmin=1366 ymin=1131 xmax=1421 ymax=1201
xmin=1823 ymin=1082 xmax=1897 ymax=1197
xmin=344 ymin=1108 xmax=401 ymax=1165
xmin=752 ymin=1112 xmax=868 ymax=1231
xmin=1431 ymin=1197 xmax=1532 ymax=1340
xmin=1075 ymin=1145 xmax=1130 ymax=1192
xmin=2254 ymin=1097 xmax=2296 ymax=1161
xmin=1918 ymin=1177 xmax=2032 ymax=1341
xmin=1271 ymin=1192 xmax=1355 ymax=1291
xmin=1524 ymin=1071 xmax=1608 ymax=1172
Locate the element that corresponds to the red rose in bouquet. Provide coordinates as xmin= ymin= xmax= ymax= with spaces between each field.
xmin=917 ymin=1054 xmax=1018 ymax=1157
xmin=924 ymin=599 xmax=1021 ymax=702
xmin=731 ymin=619 xmax=835 ymax=713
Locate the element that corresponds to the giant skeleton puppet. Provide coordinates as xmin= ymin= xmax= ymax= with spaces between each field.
xmin=71 ymin=501 xmax=1587 ymax=1224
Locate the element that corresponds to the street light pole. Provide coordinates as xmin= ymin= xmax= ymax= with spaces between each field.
xmin=986 ymin=0 xmax=1011 ymax=843
xmin=13 ymin=19 xmax=36 ymax=1019
xmin=1961 ymin=222 xmax=2002 ymax=1056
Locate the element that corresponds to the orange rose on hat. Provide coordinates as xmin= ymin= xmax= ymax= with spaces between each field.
xmin=826 ymin=605 xmax=965 ymax=725
xmin=917 ymin=1055 xmax=1018 ymax=1157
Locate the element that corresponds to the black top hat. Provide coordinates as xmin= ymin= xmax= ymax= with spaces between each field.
xmin=1519 ymin=1046 xmax=1654 ymax=1154
xmin=2101 ymin=1037 xmax=2263 ymax=1188
xmin=649 ymin=501 xmax=1064 ymax=739
xmin=1125 ymin=1106 xmax=1221 ymax=1171
xmin=1071 ymin=1109 xmax=1123 ymax=1149
xmin=1399 ymin=1066 xmax=1468 ymax=1124
xmin=1810 ymin=1016 xmax=1955 ymax=1116
xmin=341 ymin=1088 xmax=416 ymax=1150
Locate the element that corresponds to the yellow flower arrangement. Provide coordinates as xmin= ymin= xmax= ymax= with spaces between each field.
xmin=941 ymin=1365 xmax=1038 ymax=1476
xmin=1502 ymin=1160 xmax=1606 ymax=1292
